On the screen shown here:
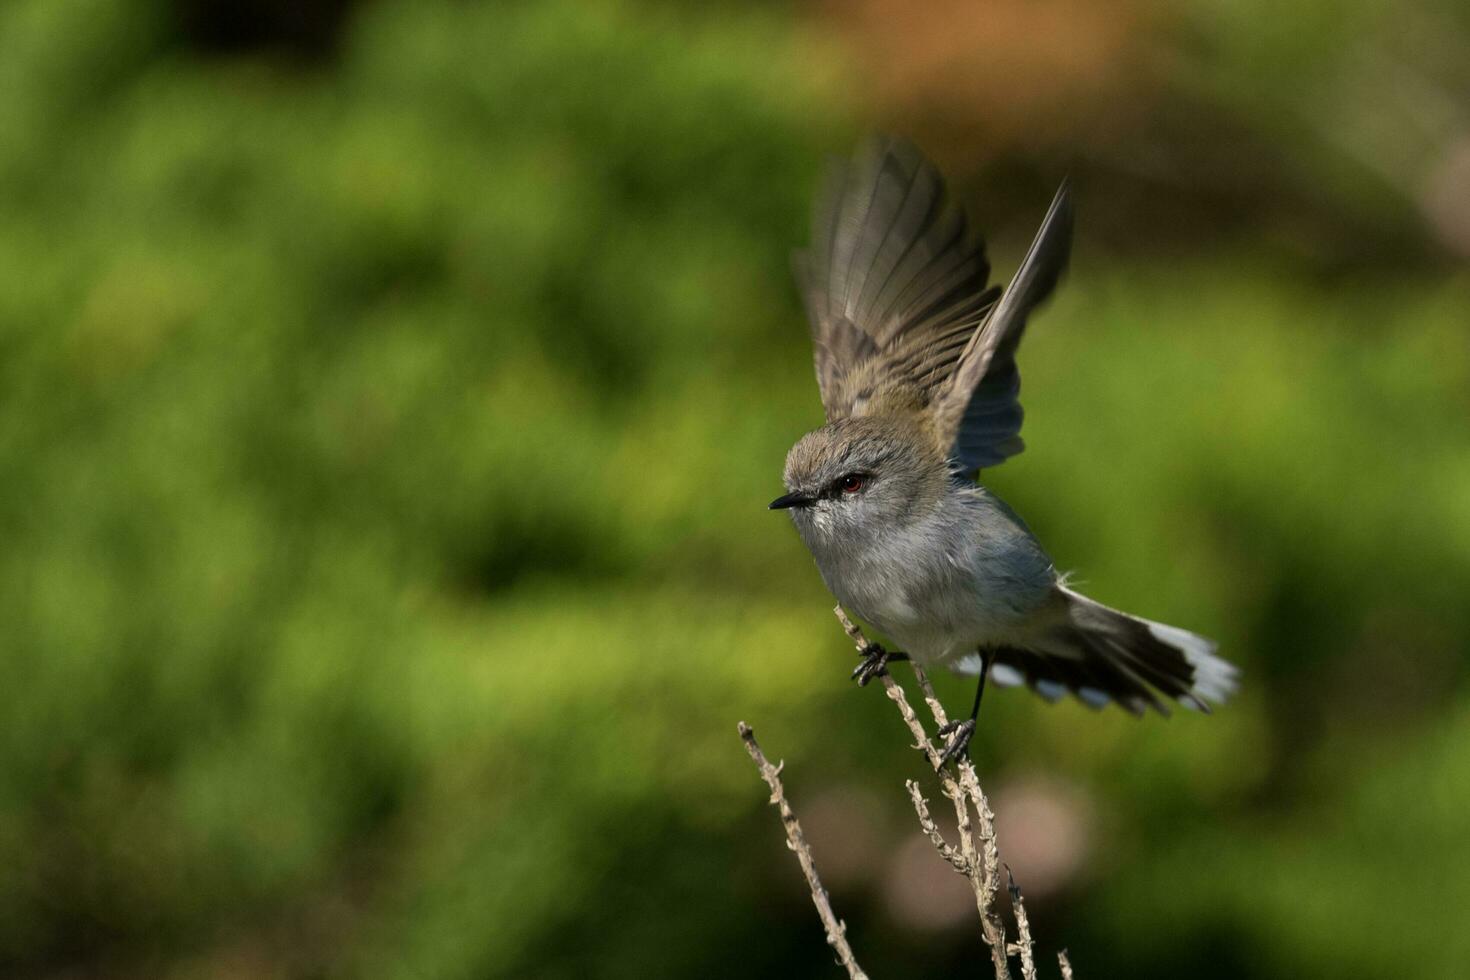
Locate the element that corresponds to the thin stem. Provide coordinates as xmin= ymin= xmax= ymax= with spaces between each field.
xmin=913 ymin=666 xmax=1009 ymax=972
xmin=905 ymin=779 xmax=966 ymax=872
xmin=738 ymin=722 xmax=868 ymax=980
xmin=1007 ymin=865 xmax=1039 ymax=980
xmin=833 ymin=607 xmax=1011 ymax=980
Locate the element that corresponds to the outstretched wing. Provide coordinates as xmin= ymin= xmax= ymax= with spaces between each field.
xmin=930 ymin=180 xmax=1073 ymax=471
xmin=793 ymin=137 xmax=1072 ymax=474
xmin=793 ymin=137 xmax=1000 ymax=422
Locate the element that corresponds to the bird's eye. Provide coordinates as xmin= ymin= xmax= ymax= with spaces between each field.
xmin=838 ymin=473 xmax=866 ymax=494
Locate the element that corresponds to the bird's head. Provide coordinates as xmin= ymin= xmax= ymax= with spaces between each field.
xmin=771 ymin=414 xmax=949 ymax=551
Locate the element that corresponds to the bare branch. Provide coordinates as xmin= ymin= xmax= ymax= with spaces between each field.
xmin=1006 ymin=865 xmax=1039 ymax=980
xmin=905 ymin=780 xmax=966 ymax=872
xmin=912 ymin=663 xmax=1010 ymax=970
xmin=741 ymin=607 xmax=1080 ymax=978
xmin=738 ymin=722 xmax=869 ymax=980
xmin=833 ymin=607 xmax=1011 ymax=980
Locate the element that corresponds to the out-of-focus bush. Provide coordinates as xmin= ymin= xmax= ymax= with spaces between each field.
xmin=0 ymin=0 xmax=1466 ymax=977
xmin=827 ymin=0 xmax=1470 ymax=263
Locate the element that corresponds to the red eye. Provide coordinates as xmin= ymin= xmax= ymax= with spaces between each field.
xmin=839 ymin=474 xmax=866 ymax=493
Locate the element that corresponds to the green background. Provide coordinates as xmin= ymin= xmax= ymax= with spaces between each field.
xmin=3 ymin=0 xmax=1468 ymax=976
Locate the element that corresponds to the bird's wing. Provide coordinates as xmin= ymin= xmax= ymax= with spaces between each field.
xmin=793 ymin=137 xmax=1000 ymax=422
xmin=929 ymin=180 xmax=1072 ymax=472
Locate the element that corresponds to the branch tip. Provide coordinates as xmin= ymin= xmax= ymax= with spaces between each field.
xmin=742 ymin=605 xmax=1076 ymax=979
xmin=737 ymin=721 xmax=868 ymax=979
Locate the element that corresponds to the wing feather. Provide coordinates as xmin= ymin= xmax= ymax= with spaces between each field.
xmin=796 ymin=137 xmax=992 ymax=421
xmin=795 ymin=138 xmax=1071 ymax=474
xmin=931 ymin=180 xmax=1073 ymax=470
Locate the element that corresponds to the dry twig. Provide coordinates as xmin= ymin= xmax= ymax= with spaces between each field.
xmin=917 ymin=664 xmax=1013 ymax=969
xmin=834 ymin=607 xmax=1014 ymax=980
xmin=904 ymin=779 xmax=965 ymax=872
xmin=738 ymin=606 xmax=1076 ymax=977
xmin=1007 ymin=865 xmax=1039 ymax=980
xmin=738 ymin=722 xmax=868 ymax=980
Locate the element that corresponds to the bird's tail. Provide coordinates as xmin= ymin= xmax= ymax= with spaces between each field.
xmin=984 ymin=587 xmax=1239 ymax=715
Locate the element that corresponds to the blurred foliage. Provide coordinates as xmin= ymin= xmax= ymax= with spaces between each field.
xmin=0 ymin=0 xmax=1467 ymax=978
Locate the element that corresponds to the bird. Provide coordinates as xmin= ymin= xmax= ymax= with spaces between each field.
xmin=770 ymin=137 xmax=1238 ymax=766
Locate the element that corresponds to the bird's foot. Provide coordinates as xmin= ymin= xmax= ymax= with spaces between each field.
xmin=935 ymin=718 xmax=976 ymax=769
xmin=851 ymin=643 xmax=907 ymax=687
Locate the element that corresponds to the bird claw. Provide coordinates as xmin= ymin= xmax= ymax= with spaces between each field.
xmin=852 ymin=644 xmax=909 ymax=686
xmin=935 ymin=718 xmax=976 ymax=768
xmin=851 ymin=644 xmax=892 ymax=686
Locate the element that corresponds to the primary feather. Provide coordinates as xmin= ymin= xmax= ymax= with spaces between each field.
xmin=793 ymin=136 xmax=1072 ymax=474
xmin=932 ymin=179 xmax=1073 ymax=470
xmin=795 ymin=138 xmax=999 ymax=421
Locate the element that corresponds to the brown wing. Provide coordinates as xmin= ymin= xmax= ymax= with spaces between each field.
xmin=793 ymin=137 xmax=1000 ymax=422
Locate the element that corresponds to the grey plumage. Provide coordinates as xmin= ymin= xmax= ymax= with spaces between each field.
xmin=776 ymin=138 xmax=1237 ymax=717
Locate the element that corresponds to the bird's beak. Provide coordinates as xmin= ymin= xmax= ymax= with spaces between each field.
xmin=768 ymin=491 xmax=815 ymax=510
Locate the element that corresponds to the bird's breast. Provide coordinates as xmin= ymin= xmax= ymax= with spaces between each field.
xmin=809 ymin=489 xmax=1057 ymax=665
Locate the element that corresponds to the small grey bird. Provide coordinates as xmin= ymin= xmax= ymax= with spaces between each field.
xmin=772 ymin=138 xmax=1237 ymax=764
